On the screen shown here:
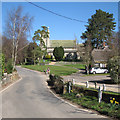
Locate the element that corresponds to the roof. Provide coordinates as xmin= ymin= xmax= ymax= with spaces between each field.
xmin=92 ymin=47 xmax=113 ymax=62
xmin=50 ymin=40 xmax=76 ymax=47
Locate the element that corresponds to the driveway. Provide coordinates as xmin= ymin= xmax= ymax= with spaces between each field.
xmin=2 ymin=66 xmax=108 ymax=118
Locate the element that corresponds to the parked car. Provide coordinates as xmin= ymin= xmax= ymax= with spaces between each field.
xmin=90 ymin=67 xmax=108 ymax=74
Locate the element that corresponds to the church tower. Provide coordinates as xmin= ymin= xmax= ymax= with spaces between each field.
xmin=46 ymin=27 xmax=50 ymax=47
xmin=42 ymin=26 xmax=50 ymax=48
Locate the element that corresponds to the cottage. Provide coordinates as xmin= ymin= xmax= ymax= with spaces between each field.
xmin=92 ymin=46 xmax=113 ymax=68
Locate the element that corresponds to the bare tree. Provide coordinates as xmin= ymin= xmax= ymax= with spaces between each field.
xmin=5 ymin=6 xmax=33 ymax=70
xmin=74 ymin=35 xmax=85 ymax=61
xmin=2 ymin=36 xmax=12 ymax=62
xmin=16 ymin=36 xmax=29 ymax=64
xmin=107 ymin=32 xmax=120 ymax=56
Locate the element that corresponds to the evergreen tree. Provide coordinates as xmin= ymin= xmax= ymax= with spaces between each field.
xmin=24 ymin=42 xmax=37 ymax=65
xmin=53 ymin=46 xmax=64 ymax=61
xmin=32 ymin=26 xmax=49 ymax=63
xmin=81 ymin=9 xmax=116 ymax=48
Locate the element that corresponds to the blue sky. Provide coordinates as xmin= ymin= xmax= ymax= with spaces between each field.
xmin=2 ymin=1 xmax=118 ymax=43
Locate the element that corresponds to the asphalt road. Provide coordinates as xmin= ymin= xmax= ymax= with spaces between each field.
xmin=2 ymin=66 xmax=109 ymax=118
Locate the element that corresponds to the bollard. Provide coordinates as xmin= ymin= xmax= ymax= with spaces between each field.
xmin=72 ymin=79 xmax=75 ymax=85
xmin=86 ymin=81 xmax=89 ymax=88
xmin=98 ymin=86 xmax=102 ymax=103
xmin=68 ymin=81 xmax=72 ymax=93
xmin=103 ymin=84 xmax=106 ymax=91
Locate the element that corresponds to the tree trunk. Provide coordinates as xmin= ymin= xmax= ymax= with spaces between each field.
xmin=13 ymin=39 xmax=19 ymax=70
xmin=34 ymin=53 xmax=35 ymax=65
xmin=12 ymin=17 xmax=16 ymax=70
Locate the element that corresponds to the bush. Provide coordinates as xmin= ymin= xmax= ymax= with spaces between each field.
xmin=44 ymin=55 xmax=52 ymax=59
xmin=48 ymin=74 xmax=55 ymax=86
xmin=5 ymin=59 xmax=13 ymax=74
xmin=54 ymin=75 xmax=64 ymax=94
xmin=1 ymin=53 xmax=5 ymax=76
xmin=48 ymin=74 xmax=64 ymax=94
xmin=108 ymin=56 xmax=120 ymax=84
xmin=53 ymin=46 xmax=64 ymax=61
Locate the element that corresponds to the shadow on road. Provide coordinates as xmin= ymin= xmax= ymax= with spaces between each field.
xmin=89 ymin=79 xmax=117 ymax=84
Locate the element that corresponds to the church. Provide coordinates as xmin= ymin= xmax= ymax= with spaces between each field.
xmin=43 ymin=28 xmax=78 ymax=60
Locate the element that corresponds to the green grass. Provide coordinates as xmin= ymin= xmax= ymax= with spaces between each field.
xmin=61 ymin=93 xmax=120 ymax=119
xmin=22 ymin=65 xmax=78 ymax=76
xmin=64 ymin=64 xmax=85 ymax=70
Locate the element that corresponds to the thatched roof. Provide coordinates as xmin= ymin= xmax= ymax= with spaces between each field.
xmin=92 ymin=47 xmax=113 ymax=63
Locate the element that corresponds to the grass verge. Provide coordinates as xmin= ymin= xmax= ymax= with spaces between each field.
xmin=61 ymin=92 xmax=120 ymax=119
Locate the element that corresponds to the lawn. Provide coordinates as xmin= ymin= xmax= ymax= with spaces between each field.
xmin=22 ymin=65 xmax=78 ymax=76
xmin=64 ymin=64 xmax=85 ymax=70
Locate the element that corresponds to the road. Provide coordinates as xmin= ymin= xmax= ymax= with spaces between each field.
xmin=2 ymin=66 xmax=109 ymax=118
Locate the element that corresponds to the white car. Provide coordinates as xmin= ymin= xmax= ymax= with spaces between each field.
xmin=90 ymin=67 xmax=108 ymax=74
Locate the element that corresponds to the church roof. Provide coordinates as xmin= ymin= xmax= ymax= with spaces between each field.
xmin=50 ymin=40 xmax=76 ymax=47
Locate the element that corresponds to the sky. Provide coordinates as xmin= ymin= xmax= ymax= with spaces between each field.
xmin=1 ymin=0 xmax=119 ymax=43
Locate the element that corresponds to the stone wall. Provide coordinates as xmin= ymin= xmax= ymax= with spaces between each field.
xmin=1 ymin=71 xmax=20 ymax=88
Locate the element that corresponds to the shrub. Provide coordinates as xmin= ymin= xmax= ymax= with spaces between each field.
xmin=54 ymin=75 xmax=64 ymax=94
xmin=1 ymin=53 xmax=5 ymax=76
xmin=44 ymin=55 xmax=52 ymax=59
xmin=48 ymin=74 xmax=55 ymax=86
xmin=108 ymin=56 xmax=120 ymax=84
xmin=53 ymin=46 xmax=64 ymax=61
xmin=5 ymin=59 xmax=13 ymax=74
xmin=48 ymin=74 xmax=64 ymax=94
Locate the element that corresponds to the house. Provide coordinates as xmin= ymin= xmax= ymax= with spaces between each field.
xmin=92 ymin=46 xmax=113 ymax=68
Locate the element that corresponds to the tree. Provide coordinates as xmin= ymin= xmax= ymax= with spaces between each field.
xmin=24 ymin=42 xmax=37 ymax=65
xmin=2 ymin=36 xmax=12 ymax=62
xmin=53 ymin=46 xmax=64 ymax=61
xmin=84 ymin=34 xmax=93 ymax=74
xmin=32 ymin=46 xmax=44 ymax=65
xmin=32 ymin=26 xmax=49 ymax=63
xmin=16 ymin=36 xmax=29 ymax=64
xmin=81 ymin=9 xmax=116 ymax=48
xmin=2 ymin=35 xmax=29 ymax=65
xmin=107 ymin=32 xmax=120 ymax=57
xmin=5 ymin=6 xmax=33 ymax=70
